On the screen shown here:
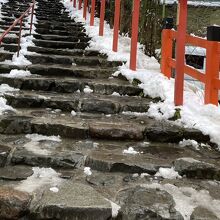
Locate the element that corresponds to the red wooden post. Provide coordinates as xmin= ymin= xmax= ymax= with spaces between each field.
xmin=130 ymin=0 xmax=140 ymax=71
xmin=90 ymin=0 xmax=96 ymax=26
xmin=83 ymin=0 xmax=88 ymax=19
xmin=161 ymin=29 xmax=173 ymax=79
xmin=204 ymin=41 xmax=219 ymax=105
xmin=174 ymin=0 xmax=188 ymax=106
xmin=79 ymin=0 xmax=82 ymax=10
xmin=99 ymin=0 xmax=106 ymax=36
xmin=112 ymin=0 xmax=121 ymax=52
xmin=73 ymin=0 xmax=76 ymax=8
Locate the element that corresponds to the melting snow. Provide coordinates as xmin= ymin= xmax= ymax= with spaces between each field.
xmin=15 ymin=167 xmax=62 ymax=193
xmin=26 ymin=134 xmax=61 ymax=142
xmin=179 ymin=139 xmax=200 ymax=150
xmin=1 ymin=69 xmax=32 ymax=78
xmin=142 ymin=183 xmax=220 ymax=220
xmin=123 ymin=147 xmax=139 ymax=155
xmin=83 ymin=86 xmax=93 ymax=94
xmin=155 ymin=167 xmax=182 ymax=179
xmin=84 ymin=167 xmax=92 ymax=176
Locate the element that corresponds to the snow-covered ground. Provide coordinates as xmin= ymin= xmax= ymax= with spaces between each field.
xmin=62 ymin=0 xmax=220 ymax=149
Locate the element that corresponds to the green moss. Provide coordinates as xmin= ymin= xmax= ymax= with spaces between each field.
xmin=169 ymin=108 xmax=181 ymax=121
xmin=132 ymin=78 xmax=142 ymax=86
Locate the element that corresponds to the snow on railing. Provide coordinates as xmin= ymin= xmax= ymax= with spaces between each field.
xmin=0 ymin=0 xmax=35 ymax=57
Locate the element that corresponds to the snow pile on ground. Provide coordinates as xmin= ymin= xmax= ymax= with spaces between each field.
xmin=179 ymin=139 xmax=199 ymax=150
xmin=24 ymin=134 xmax=61 ymax=155
xmin=123 ymin=147 xmax=139 ymax=155
xmin=0 ymin=84 xmax=19 ymax=94
xmin=155 ymin=167 xmax=182 ymax=179
xmin=62 ymin=0 xmax=220 ymax=149
xmin=142 ymin=183 xmax=220 ymax=220
xmin=105 ymin=198 xmax=121 ymax=218
xmin=0 ymin=84 xmax=18 ymax=114
xmin=83 ymin=86 xmax=93 ymax=94
xmin=26 ymin=134 xmax=62 ymax=142
xmin=0 ymin=69 xmax=32 ymax=78
xmin=0 ymin=97 xmax=15 ymax=114
xmin=16 ymin=167 xmax=62 ymax=193
xmin=84 ymin=167 xmax=92 ymax=176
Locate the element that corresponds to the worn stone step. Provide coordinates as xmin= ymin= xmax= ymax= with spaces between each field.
xmin=0 ymin=75 xmax=142 ymax=96
xmin=27 ymin=46 xmax=106 ymax=58
xmin=34 ymin=23 xmax=84 ymax=31
xmin=0 ymin=133 xmax=219 ymax=176
xmin=0 ymin=51 xmax=114 ymax=67
xmin=33 ymin=34 xmax=90 ymax=42
xmin=1 ymin=37 xmax=18 ymax=44
xmin=0 ymin=43 xmax=20 ymax=52
xmin=0 ymin=64 xmax=115 ymax=78
xmin=0 ymin=109 xmax=209 ymax=143
xmin=25 ymin=54 xmax=121 ymax=67
xmin=35 ymin=28 xmax=86 ymax=36
xmin=32 ymin=39 xmax=88 ymax=49
xmin=4 ymin=90 xmax=150 ymax=114
xmin=0 ymin=25 xmax=29 ymax=32
xmin=37 ymin=20 xmax=83 ymax=27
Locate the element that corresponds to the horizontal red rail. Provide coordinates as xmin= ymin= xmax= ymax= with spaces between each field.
xmin=161 ymin=29 xmax=220 ymax=106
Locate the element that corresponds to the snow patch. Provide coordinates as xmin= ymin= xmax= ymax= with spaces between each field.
xmin=155 ymin=167 xmax=182 ymax=179
xmin=123 ymin=147 xmax=139 ymax=155
xmin=142 ymin=183 xmax=220 ymax=220
xmin=15 ymin=167 xmax=62 ymax=193
xmin=26 ymin=134 xmax=61 ymax=142
xmin=179 ymin=139 xmax=200 ymax=150
xmin=84 ymin=167 xmax=92 ymax=176
xmin=83 ymin=86 xmax=93 ymax=94
xmin=1 ymin=69 xmax=32 ymax=78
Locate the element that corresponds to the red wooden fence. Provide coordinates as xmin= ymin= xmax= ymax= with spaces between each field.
xmin=161 ymin=29 xmax=220 ymax=105
xmin=72 ymin=0 xmax=220 ymax=107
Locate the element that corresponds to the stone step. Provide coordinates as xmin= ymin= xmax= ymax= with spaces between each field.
xmin=0 ymin=43 xmax=20 ymax=52
xmin=33 ymin=34 xmax=90 ymax=42
xmin=1 ymin=37 xmax=18 ymax=45
xmin=4 ymin=90 xmax=150 ymax=114
xmin=0 ymin=108 xmax=209 ymax=143
xmin=28 ymin=46 xmax=107 ymax=58
xmin=35 ymin=27 xmax=86 ymax=36
xmin=0 ymin=75 xmax=141 ymax=96
xmin=0 ymin=64 xmax=115 ymax=78
xmin=35 ymin=22 xmax=84 ymax=28
xmin=0 ymin=133 xmax=219 ymax=176
xmin=28 ymin=54 xmax=121 ymax=67
xmin=37 ymin=20 xmax=83 ymax=27
xmin=0 ymin=163 xmax=220 ymax=220
xmin=0 ymin=51 xmax=119 ymax=67
xmin=32 ymin=39 xmax=88 ymax=49
xmin=0 ymin=25 xmax=29 ymax=32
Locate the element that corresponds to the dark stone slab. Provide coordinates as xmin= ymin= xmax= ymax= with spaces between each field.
xmin=0 ymin=166 xmax=33 ymax=181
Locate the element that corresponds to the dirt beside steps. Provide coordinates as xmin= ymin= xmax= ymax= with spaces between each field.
xmin=0 ymin=0 xmax=220 ymax=219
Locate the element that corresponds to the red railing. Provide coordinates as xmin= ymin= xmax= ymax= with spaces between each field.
xmin=161 ymin=29 xmax=220 ymax=106
xmin=73 ymin=0 xmax=141 ymax=71
xmin=0 ymin=0 xmax=35 ymax=57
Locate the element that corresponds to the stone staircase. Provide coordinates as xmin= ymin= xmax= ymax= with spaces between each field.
xmin=0 ymin=0 xmax=220 ymax=219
